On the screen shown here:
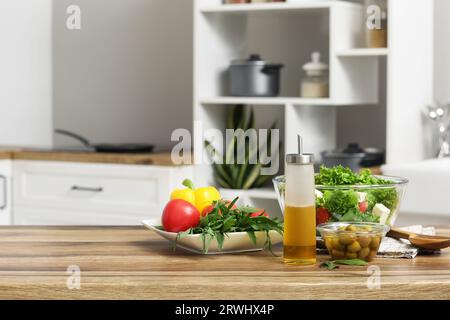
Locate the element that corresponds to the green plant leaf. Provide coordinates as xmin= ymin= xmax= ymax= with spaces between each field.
xmin=215 ymin=175 xmax=231 ymax=189
xmin=242 ymin=164 xmax=262 ymax=189
xmin=252 ymin=174 xmax=272 ymax=188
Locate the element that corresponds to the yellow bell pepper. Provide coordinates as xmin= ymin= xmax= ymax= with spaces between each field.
xmin=170 ymin=188 xmax=196 ymax=206
xmin=170 ymin=179 xmax=221 ymax=213
xmin=194 ymin=186 xmax=221 ymax=213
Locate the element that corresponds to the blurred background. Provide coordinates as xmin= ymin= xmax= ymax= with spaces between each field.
xmin=0 ymin=0 xmax=448 ymax=226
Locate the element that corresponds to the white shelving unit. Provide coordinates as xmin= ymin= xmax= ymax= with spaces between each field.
xmin=336 ymin=48 xmax=389 ymax=57
xmin=193 ymin=0 xmax=434 ymax=205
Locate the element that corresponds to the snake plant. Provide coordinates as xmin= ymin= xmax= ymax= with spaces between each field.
xmin=204 ymin=105 xmax=280 ymax=190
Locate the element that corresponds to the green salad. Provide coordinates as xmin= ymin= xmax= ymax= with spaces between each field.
xmin=314 ymin=166 xmax=398 ymax=225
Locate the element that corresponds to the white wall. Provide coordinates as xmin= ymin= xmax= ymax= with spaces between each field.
xmin=0 ymin=0 xmax=53 ymax=147
xmin=53 ymin=0 xmax=193 ymax=150
xmin=434 ymin=0 xmax=450 ymax=102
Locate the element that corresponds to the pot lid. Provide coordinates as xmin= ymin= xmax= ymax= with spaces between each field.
xmin=322 ymin=143 xmax=366 ymax=158
xmin=322 ymin=143 xmax=385 ymax=159
xmin=231 ymin=54 xmax=277 ymax=66
xmin=303 ymin=52 xmax=328 ymax=75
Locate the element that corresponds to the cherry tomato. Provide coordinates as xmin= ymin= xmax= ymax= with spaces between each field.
xmin=250 ymin=208 xmax=269 ymax=218
xmin=162 ymin=199 xmax=200 ymax=233
xmin=201 ymin=200 xmax=237 ymax=217
xmin=316 ymin=207 xmax=331 ymax=225
xmin=201 ymin=204 xmax=216 ymax=217
xmin=359 ymin=201 xmax=369 ymax=213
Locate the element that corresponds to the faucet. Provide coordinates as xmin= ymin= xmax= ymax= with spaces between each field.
xmin=426 ymin=103 xmax=450 ymax=158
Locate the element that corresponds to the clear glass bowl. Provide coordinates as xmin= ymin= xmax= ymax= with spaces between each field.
xmin=272 ymin=174 xmax=408 ymax=227
xmin=317 ymin=222 xmax=390 ymax=262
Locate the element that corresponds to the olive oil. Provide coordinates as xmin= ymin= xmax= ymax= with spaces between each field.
xmin=283 ymin=135 xmax=316 ymax=266
xmin=283 ymin=205 xmax=316 ymax=265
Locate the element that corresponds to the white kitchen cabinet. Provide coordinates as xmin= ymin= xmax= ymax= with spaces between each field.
xmin=0 ymin=160 xmax=12 ymax=225
xmin=12 ymin=161 xmax=193 ymax=225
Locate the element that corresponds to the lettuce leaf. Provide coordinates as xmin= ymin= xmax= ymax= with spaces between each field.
xmin=322 ymin=190 xmax=359 ymax=214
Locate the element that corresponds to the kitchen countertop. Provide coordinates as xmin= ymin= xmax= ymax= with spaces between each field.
xmin=0 ymin=226 xmax=449 ymax=300
xmin=0 ymin=148 xmax=184 ymax=166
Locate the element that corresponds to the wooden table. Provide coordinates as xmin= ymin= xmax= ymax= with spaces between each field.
xmin=0 ymin=226 xmax=449 ymax=300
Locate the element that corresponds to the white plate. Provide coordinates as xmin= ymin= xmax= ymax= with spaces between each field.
xmin=142 ymin=218 xmax=283 ymax=255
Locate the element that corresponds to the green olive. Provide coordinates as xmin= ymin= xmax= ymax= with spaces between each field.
xmin=331 ymin=237 xmax=345 ymax=250
xmin=339 ymin=234 xmax=356 ymax=245
xmin=358 ymin=236 xmax=371 ymax=248
xmin=331 ymin=250 xmax=345 ymax=259
xmin=347 ymin=241 xmax=362 ymax=253
xmin=358 ymin=247 xmax=370 ymax=259
xmin=345 ymin=252 xmax=358 ymax=259
xmin=346 ymin=225 xmax=357 ymax=232
xmin=370 ymin=236 xmax=381 ymax=249
xmin=368 ymin=250 xmax=378 ymax=261
xmin=324 ymin=237 xmax=334 ymax=249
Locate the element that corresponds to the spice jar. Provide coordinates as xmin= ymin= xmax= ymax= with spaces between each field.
xmin=301 ymin=52 xmax=329 ymax=98
xmin=365 ymin=0 xmax=388 ymax=48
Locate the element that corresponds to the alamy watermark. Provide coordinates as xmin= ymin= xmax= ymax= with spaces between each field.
xmin=366 ymin=265 xmax=381 ymax=290
xmin=66 ymin=265 xmax=81 ymax=290
xmin=66 ymin=5 xmax=81 ymax=30
xmin=171 ymin=121 xmax=280 ymax=176
xmin=366 ymin=4 xmax=387 ymax=31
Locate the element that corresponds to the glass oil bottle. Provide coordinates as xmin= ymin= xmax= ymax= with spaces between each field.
xmin=283 ymin=136 xmax=317 ymax=265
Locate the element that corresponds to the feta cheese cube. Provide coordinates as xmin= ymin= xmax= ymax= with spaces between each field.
xmin=373 ymin=203 xmax=391 ymax=225
xmin=315 ymin=189 xmax=323 ymax=198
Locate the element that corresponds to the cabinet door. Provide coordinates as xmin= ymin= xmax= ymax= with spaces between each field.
xmin=12 ymin=160 xmax=193 ymax=225
xmin=0 ymin=160 xmax=12 ymax=225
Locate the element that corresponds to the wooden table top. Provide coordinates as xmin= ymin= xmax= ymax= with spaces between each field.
xmin=0 ymin=226 xmax=449 ymax=300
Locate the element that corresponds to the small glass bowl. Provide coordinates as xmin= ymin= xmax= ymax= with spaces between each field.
xmin=317 ymin=222 xmax=390 ymax=262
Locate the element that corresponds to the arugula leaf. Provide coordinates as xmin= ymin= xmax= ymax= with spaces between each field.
xmin=175 ymin=197 xmax=284 ymax=255
xmin=320 ymin=261 xmax=339 ymax=270
xmin=215 ymin=232 xmax=225 ymax=250
xmin=174 ymin=228 xmax=193 ymax=251
xmin=246 ymin=230 xmax=257 ymax=245
xmin=320 ymin=259 xmax=368 ymax=271
xmin=334 ymin=259 xmax=368 ymax=266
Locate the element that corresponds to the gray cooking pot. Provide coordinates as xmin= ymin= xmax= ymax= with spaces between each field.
xmin=229 ymin=54 xmax=284 ymax=97
xmin=321 ymin=143 xmax=385 ymax=172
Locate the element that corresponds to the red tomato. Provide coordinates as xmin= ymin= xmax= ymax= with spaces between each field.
xmin=316 ymin=207 xmax=331 ymax=225
xmin=359 ymin=201 xmax=369 ymax=213
xmin=250 ymin=208 xmax=269 ymax=218
xmin=162 ymin=199 xmax=200 ymax=233
xmin=202 ymin=200 xmax=237 ymax=217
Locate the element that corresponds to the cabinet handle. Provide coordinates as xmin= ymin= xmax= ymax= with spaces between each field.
xmin=0 ymin=175 xmax=6 ymax=210
xmin=71 ymin=185 xmax=103 ymax=192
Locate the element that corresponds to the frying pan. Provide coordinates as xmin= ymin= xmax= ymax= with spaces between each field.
xmin=55 ymin=129 xmax=155 ymax=154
